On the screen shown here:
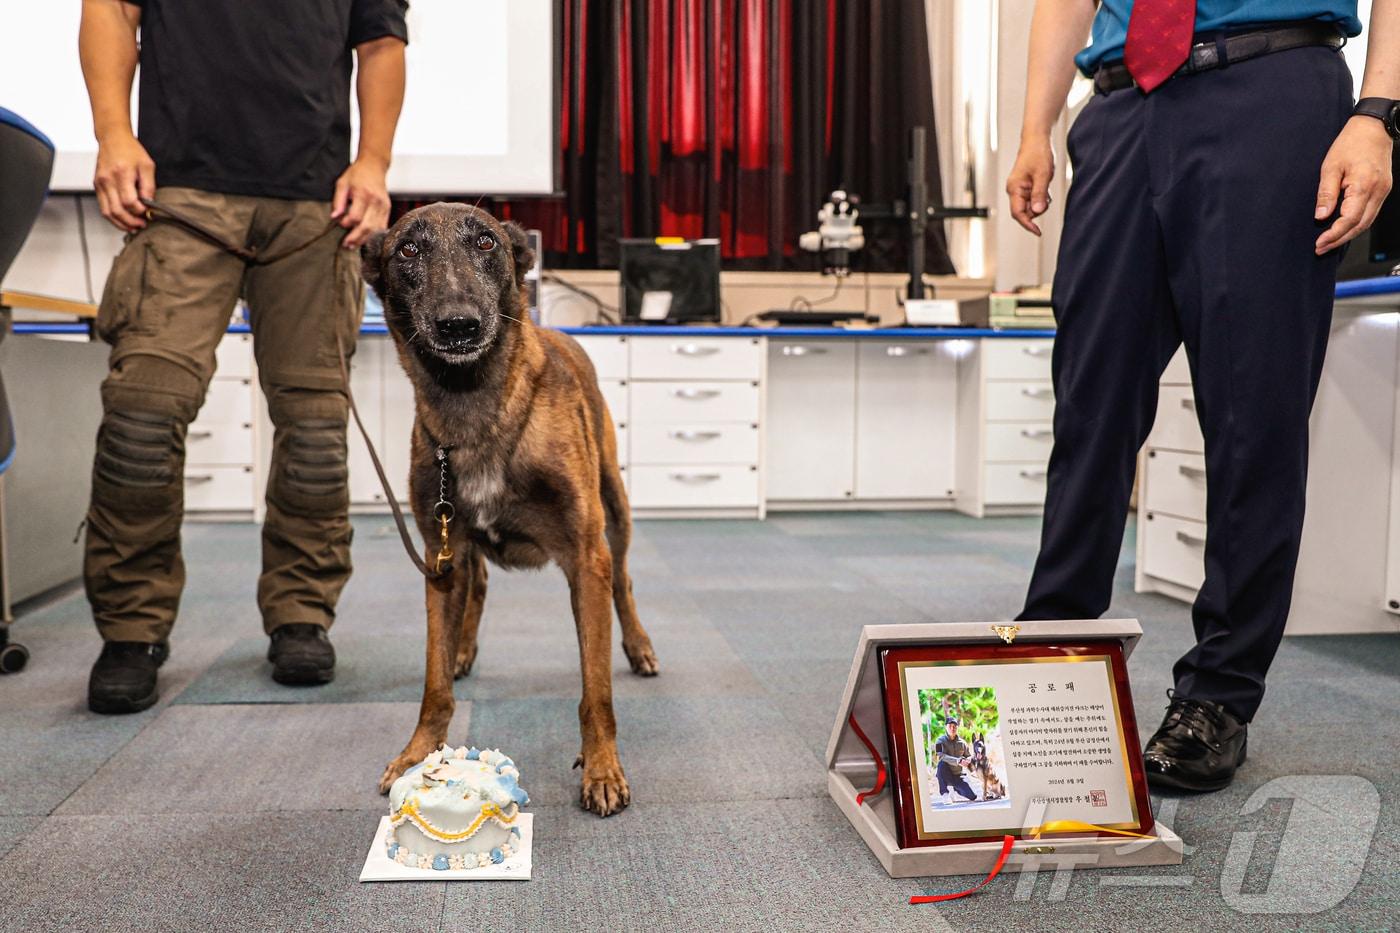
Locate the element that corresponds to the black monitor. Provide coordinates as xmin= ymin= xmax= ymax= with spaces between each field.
xmin=1338 ymin=147 xmax=1400 ymax=280
xmin=619 ymin=238 xmax=721 ymax=324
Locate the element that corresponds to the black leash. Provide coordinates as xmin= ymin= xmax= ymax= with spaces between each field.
xmin=138 ymin=196 xmax=451 ymax=578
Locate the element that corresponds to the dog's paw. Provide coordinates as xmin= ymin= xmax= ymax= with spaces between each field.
xmin=623 ymin=639 xmax=660 ymax=677
xmin=453 ymin=644 xmax=478 ymax=680
xmin=578 ymin=758 xmax=631 ymax=817
xmin=377 ymin=739 xmax=439 ymax=794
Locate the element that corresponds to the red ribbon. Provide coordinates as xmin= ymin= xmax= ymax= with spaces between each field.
xmin=909 ymin=835 xmax=1015 ymax=904
xmin=847 ymin=712 xmax=887 ymax=805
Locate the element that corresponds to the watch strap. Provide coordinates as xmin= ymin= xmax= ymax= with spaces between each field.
xmin=1353 ymin=97 xmax=1400 ymax=140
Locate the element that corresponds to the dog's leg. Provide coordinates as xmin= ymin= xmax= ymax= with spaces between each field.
xmin=378 ymin=559 xmax=470 ymax=793
xmin=565 ymin=533 xmax=631 ymax=816
xmin=600 ymin=445 xmax=658 ymax=676
xmin=454 ymin=546 xmax=488 ymax=678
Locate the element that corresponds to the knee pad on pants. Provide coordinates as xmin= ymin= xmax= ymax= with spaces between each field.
xmin=266 ymin=388 xmax=350 ymax=516
xmin=93 ymin=356 xmax=203 ymax=510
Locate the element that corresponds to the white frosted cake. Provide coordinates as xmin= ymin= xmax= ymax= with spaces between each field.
xmin=384 ymin=745 xmax=528 ymax=871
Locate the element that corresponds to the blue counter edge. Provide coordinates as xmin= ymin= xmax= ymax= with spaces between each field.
xmin=12 ymin=275 xmax=1399 ymax=337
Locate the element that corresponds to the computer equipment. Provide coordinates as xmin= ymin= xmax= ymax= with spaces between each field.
xmin=619 ymin=238 xmax=721 ymax=324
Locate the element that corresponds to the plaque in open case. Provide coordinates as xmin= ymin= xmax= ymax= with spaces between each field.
xmin=827 ymin=620 xmax=1183 ymax=878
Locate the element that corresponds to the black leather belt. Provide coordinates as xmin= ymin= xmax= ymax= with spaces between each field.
xmin=1093 ymin=22 xmax=1345 ymax=95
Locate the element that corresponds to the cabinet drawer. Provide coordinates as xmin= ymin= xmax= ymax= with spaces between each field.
xmin=985 ymin=381 xmax=1055 ymax=421
xmin=630 ymin=336 xmax=763 ymax=380
xmin=984 ymin=422 xmax=1054 ymax=463
xmin=575 ymin=335 xmax=629 ymax=380
xmin=630 ymin=381 xmax=760 ymax=423
xmin=983 ymin=339 xmax=1054 ymax=381
xmin=1151 ymin=386 xmax=1204 ymax=452
xmin=185 ymin=421 xmax=254 ymax=466
xmin=983 ymin=463 xmax=1050 ymax=506
xmin=199 ymin=378 xmax=254 ymax=425
xmin=1144 ymin=450 xmax=1207 ymax=522
xmin=599 ymin=378 xmax=629 ymax=424
xmin=215 ymin=333 xmax=253 ymax=379
xmin=1142 ymin=512 xmax=1207 ymax=590
xmin=628 ymin=464 xmax=759 ymax=508
xmin=630 ymin=422 xmax=759 ymax=465
xmin=184 ymin=465 xmax=255 ymax=511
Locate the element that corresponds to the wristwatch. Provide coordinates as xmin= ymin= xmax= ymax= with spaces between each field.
xmin=1353 ymin=97 xmax=1400 ymax=141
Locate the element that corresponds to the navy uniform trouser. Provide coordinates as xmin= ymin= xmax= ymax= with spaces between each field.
xmin=937 ymin=764 xmax=977 ymax=801
xmin=1018 ymin=45 xmax=1355 ymax=723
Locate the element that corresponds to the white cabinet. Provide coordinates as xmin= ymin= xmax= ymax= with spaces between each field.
xmin=853 ymin=341 xmax=957 ymax=500
xmin=954 ymin=336 xmax=1056 ymax=517
xmin=346 ymin=339 xmax=390 ymax=506
xmin=186 ymin=333 xmax=258 ymax=515
xmin=626 ymin=335 xmax=764 ymax=514
xmin=764 ymin=340 xmax=857 ymax=502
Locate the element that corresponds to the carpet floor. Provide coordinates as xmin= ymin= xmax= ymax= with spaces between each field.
xmin=1 ymin=512 xmax=1395 ymax=932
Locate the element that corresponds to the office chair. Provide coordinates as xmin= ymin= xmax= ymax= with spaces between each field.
xmin=0 ymin=106 xmax=56 ymax=673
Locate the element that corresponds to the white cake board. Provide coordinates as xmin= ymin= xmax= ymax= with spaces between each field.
xmin=827 ymin=620 xmax=1185 ymax=878
xmin=358 ymin=813 xmax=533 ymax=882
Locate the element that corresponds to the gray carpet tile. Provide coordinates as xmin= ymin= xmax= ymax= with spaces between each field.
xmin=56 ymin=701 xmax=472 ymax=816
xmin=0 ymin=815 xmax=42 ymax=859
xmin=0 ymin=811 xmax=444 ymax=933
xmin=464 ymin=695 xmax=826 ymax=809
xmin=4 ymin=510 xmax=1396 ymax=932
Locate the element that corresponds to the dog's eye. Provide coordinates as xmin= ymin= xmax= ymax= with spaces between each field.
xmin=398 ymin=242 xmax=419 ymax=259
xmin=475 ymin=234 xmax=497 ymax=252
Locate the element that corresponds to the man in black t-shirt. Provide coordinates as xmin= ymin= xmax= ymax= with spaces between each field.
xmin=77 ymin=0 xmax=408 ymax=713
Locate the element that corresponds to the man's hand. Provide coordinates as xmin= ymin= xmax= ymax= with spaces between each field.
xmin=1314 ymin=117 xmax=1394 ymax=255
xmin=94 ymin=132 xmax=156 ymax=233
xmin=332 ymin=157 xmax=392 ymax=249
xmin=1006 ymin=135 xmax=1056 ymax=236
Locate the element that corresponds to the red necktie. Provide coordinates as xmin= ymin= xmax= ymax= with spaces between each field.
xmin=1123 ymin=0 xmax=1197 ymax=93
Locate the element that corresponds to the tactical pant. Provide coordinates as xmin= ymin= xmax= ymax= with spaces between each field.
xmin=85 ymin=187 xmax=364 ymax=644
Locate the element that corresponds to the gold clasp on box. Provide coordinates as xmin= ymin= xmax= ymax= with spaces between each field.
xmin=992 ymin=624 xmax=1020 ymax=644
xmin=1022 ymin=845 xmax=1055 ymax=855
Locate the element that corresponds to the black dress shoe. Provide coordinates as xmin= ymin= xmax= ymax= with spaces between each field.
xmin=268 ymin=623 xmax=336 ymax=686
xmin=1143 ymin=691 xmax=1247 ymax=792
xmin=88 ymin=641 xmax=169 ymax=714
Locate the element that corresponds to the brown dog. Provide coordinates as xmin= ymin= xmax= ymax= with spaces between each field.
xmin=361 ymin=203 xmax=659 ymax=816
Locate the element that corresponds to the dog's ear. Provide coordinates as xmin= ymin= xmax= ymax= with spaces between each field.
xmin=361 ymin=231 xmax=389 ymax=294
xmin=502 ymin=220 xmax=535 ymax=288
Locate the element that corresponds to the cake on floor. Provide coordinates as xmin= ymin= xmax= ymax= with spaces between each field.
xmin=385 ymin=745 xmax=529 ymax=870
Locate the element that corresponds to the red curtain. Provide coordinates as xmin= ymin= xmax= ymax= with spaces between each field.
xmin=399 ymin=0 xmax=953 ymax=275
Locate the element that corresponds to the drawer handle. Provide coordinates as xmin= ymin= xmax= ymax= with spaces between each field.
xmin=885 ymin=346 xmax=929 ymax=357
xmin=781 ymin=345 xmax=829 ymax=357
xmin=1019 ymin=428 xmax=1053 ymax=439
xmin=669 ymin=430 xmax=722 ymax=442
xmin=672 ymin=343 xmax=720 ymax=357
xmin=184 ymin=474 xmax=215 ymax=485
xmin=1021 ymin=345 xmax=1052 ymax=357
xmin=1180 ymin=398 xmax=1196 ymax=411
xmin=672 ymin=388 xmax=721 ymax=400
xmin=1018 ymin=469 xmax=1048 ymax=479
xmin=1176 ymin=529 xmax=1207 ymax=547
xmin=1020 ymin=387 xmax=1054 ymax=400
xmin=1178 ymin=464 xmax=1207 ymax=480
xmin=188 ymin=430 xmax=213 ymax=441
xmin=670 ymin=472 xmax=721 ymax=484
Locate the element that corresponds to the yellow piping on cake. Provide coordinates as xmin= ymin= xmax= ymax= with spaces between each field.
xmin=390 ymin=798 xmax=519 ymax=842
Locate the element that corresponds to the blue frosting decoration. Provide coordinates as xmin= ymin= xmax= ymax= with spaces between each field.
xmin=387 ymin=843 xmax=400 ymax=859
xmin=490 ymin=848 xmax=504 ymax=864
xmin=465 ymin=747 xmax=480 ymax=760
xmin=432 ymin=855 xmax=450 ymax=871
xmin=510 ymin=826 xmax=522 ymax=839
xmin=496 ymin=772 xmax=530 ymax=807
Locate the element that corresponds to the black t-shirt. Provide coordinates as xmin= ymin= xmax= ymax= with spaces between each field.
xmin=128 ymin=0 xmax=408 ymax=200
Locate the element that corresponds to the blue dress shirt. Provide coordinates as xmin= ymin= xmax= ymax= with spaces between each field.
xmin=1075 ymin=1 xmax=1364 ymax=74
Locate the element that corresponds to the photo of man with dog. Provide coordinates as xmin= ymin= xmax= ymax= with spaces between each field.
xmin=919 ymin=686 xmax=1011 ymax=812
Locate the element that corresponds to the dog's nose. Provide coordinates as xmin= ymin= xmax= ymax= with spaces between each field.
xmin=435 ymin=316 xmax=482 ymax=343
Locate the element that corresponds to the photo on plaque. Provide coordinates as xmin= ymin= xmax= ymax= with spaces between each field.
xmin=879 ymin=640 xmax=1154 ymax=848
xmin=917 ymin=686 xmax=1011 ymax=813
